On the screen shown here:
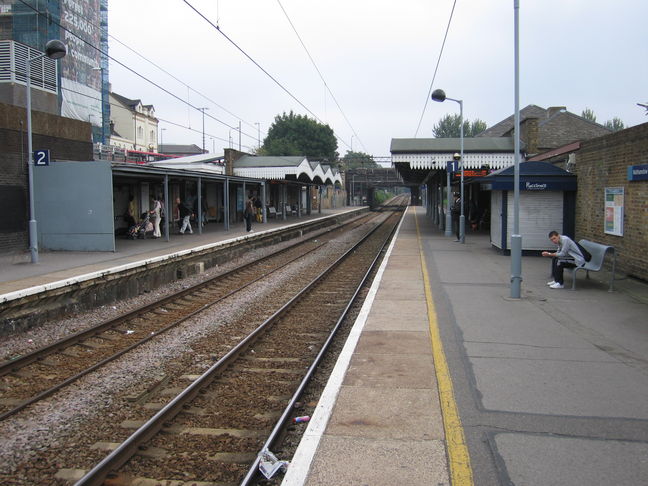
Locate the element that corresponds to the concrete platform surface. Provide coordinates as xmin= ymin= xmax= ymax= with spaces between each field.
xmin=283 ymin=207 xmax=648 ymax=486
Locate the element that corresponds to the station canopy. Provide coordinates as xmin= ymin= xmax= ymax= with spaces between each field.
xmin=149 ymin=153 xmax=342 ymax=185
xmin=235 ymin=155 xmax=342 ymax=185
xmin=390 ymin=137 xmax=521 ymax=184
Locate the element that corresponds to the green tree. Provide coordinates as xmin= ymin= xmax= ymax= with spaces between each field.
xmin=260 ymin=111 xmax=338 ymax=161
xmin=341 ymin=150 xmax=378 ymax=169
xmin=581 ymin=108 xmax=597 ymax=123
xmin=604 ymin=117 xmax=625 ymax=132
xmin=433 ymin=114 xmax=488 ymax=138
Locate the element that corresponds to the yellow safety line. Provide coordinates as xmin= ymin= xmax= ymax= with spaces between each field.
xmin=414 ymin=206 xmax=474 ymax=486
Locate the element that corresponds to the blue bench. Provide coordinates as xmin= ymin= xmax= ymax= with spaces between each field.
xmin=571 ymin=239 xmax=616 ymax=291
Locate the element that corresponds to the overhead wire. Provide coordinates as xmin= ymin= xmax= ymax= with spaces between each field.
xmin=46 ymin=79 xmax=247 ymax=150
xmin=15 ymin=0 xmax=258 ymax=143
xmin=413 ymin=0 xmax=458 ymax=137
xmin=107 ymin=33 xmax=258 ymax=132
xmin=275 ymin=0 xmax=366 ymax=153
xmin=182 ymin=0 xmax=352 ymax=152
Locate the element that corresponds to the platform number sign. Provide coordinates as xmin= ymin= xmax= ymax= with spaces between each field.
xmin=34 ymin=150 xmax=50 ymax=166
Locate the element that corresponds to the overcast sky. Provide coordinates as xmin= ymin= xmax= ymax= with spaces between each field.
xmin=107 ymin=0 xmax=648 ymax=158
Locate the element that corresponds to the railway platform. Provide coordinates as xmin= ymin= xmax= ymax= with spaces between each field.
xmin=0 ymin=208 xmax=359 ymax=298
xmin=282 ymin=207 xmax=648 ymax=486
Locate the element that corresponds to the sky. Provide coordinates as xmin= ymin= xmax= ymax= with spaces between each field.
xmin=107 ymin=0 xmax=648 ymax=159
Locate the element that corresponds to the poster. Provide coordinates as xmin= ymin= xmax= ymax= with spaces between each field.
xmin=59 ymin=0 xmax=102 ymax=126
xmin=604 ymin=187 xmax=624 ymax=236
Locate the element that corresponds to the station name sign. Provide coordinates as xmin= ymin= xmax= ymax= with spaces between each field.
xmin=627 ymin=164 xmax=648 ymax=181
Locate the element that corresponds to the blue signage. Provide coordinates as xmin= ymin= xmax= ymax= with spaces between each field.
xmin=446 ymin=160 xmax=458 ymax=173
xmin=34 ymin=150 xmax=50 ymax=166
xmin=628 ymin=164 xmax=648 ymax=181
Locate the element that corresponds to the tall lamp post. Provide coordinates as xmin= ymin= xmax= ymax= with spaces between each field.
xmin=511 ymin=0 xmax=523 ymax=298
xmin=26 ymin=39 xmax=67 ymax=264
xmin=432 ymin=88 xmax=465 ymax=243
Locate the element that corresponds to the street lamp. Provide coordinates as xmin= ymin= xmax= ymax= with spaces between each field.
xmin=26 ymin=39 xmax=67 ymax=264
xmin=511 ymin=0 xmax=523 ymax=298
xmin=432 ymin=88 xmax=465 ymax=243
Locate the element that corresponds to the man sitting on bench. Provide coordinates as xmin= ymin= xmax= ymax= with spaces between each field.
xmin=541 ymin=230 xmax=585 ymax=289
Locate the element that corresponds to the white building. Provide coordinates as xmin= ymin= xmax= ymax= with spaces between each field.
xmin=109 ymin=92 xmax=159 ymax=152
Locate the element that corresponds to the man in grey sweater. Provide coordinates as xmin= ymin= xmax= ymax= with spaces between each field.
xmin=541 ymin=230 xmax=585 ymax=289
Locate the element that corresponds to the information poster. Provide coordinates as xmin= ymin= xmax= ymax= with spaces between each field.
xmin=604 ymin=187 xmax=624 ymax=236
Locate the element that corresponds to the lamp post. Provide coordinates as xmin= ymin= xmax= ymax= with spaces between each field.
xmin=26 ymin=39 xmax=67 ymax=264
xmin=432 ymin=88 xmax=465 ymax=243
xmin=511 ymin=0 xmax=523 ymax=298
xmin=198 ymin=107 xmax=208 ymax=153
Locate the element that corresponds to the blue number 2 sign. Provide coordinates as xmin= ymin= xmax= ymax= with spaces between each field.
xmin=34 ymin=150 xmax=50 ymax=166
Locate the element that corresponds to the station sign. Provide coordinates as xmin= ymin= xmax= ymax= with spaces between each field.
xmin=446 ymin=160 xmax=459 ymax=173
xmin=627 ymin=164 xmax=648 ymax=181
xmin=34 ymin=150 xmax=50 ymax=166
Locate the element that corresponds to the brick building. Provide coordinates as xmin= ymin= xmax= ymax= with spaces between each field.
xmin=0 ymin=102 xmax=93 ymax=253
xmin=574 ymin=122 xmax=648 ymax=281
xmin=478 ymin=105 xmax=611 ymax=158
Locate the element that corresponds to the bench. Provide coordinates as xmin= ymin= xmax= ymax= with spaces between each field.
xmin=571 ymin=239 xmax=616 ymax=291
xmin=267 ymin=206 xmax=282 ymax=219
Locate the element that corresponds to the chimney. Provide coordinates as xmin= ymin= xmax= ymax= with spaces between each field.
xmin=546 ymin=106 xmax=566 ymax=118
xmin=521 ymin=117 xmax=539 ymax=155
xmin=224 ymin=148 xmax=246 ymax=176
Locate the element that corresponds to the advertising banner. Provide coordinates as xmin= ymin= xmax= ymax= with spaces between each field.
xmin=59 ymin=0 xmax=102 ymax=127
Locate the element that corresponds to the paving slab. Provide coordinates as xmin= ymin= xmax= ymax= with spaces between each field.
xmin=344 ymin=352 xmax=436 ymax=389
xmin=495 ymin=433 xmax=648 ymax=486
xmin=326 ymin=386 xmax=444 ymax=440
xmin=305 ymin=435 xmax=449 ymax=486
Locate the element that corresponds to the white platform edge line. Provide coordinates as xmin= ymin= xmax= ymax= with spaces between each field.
xmin=0 ymin=210 xmax=361 ymax=304
xmin=280 ymin=208 xmax=408 ymax=486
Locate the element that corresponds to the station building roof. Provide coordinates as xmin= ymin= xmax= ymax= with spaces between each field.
xmin=147 ymin=154 xmax=226 ymax=175
xmin=391 ymin=137 xmax=521 ymax=184
xmin=148 ymin=153 xmax=342 ymax=185
xmin=234 ymin=155 xmax=342 ymax=185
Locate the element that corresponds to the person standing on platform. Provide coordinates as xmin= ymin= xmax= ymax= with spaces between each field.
xmin=541 ymin=230 xmax=585 ymax=289
xmin=125 ymin=195 xmax=137 ymax=227
xmin=450 ymin=192 xmax=462 ymax=241
xmin=244 ymin=196 xmax=255 ymax=232
xmin=151 ymin=196 xmax=162 ymax=238
xmin=177 ymin=197 xmax=193 ymax=234
xmin=254 ymin=195 xmax=263 ymax=223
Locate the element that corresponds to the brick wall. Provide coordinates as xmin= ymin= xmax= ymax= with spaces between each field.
xmin=574 ymin=122 xmax=648 ymax=281
xmin=0 ymin=102 xmax=93 ymax=254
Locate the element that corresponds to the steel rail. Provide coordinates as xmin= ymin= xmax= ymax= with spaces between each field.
xmin=73 ymin=209 xmax=403 ymax=486
xmin=239 ymin=209 xmax=406 ymax=485
xmin=0 ymin=241 xmax=327 ymax=422
xmin=0 ymin=213 xmax=375 ymax=376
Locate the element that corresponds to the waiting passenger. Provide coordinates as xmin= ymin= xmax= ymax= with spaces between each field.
xmin=541 ymin=230 xmax=585 ymax=289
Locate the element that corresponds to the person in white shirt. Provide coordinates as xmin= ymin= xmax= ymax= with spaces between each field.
xmin=541 ymin=230 xmax=585 ymax=289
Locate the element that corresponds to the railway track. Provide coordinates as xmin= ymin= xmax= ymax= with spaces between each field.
xmin=0 ymin=213 xmax=378 ymax=421
xmin=68 ymin=207 xmax=405 ymax=485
